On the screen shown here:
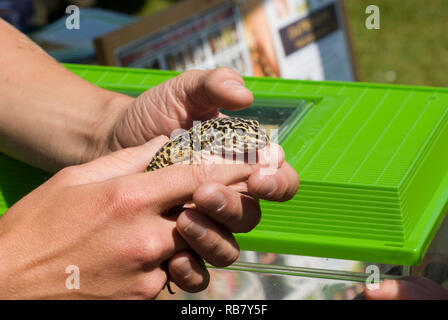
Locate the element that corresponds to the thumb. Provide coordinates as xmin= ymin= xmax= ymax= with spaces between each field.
xmin=114 ymin=68 xmax=254 ymax=147
xmin=69 ymin=135 xmax=169 ymax=184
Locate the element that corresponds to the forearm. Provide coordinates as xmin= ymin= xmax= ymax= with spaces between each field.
xmin=0 ymin=19 xmax=133 ymax=172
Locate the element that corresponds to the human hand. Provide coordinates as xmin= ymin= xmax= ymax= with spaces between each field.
xmin=0 ymin=137 xmax=298 ymax=299
xmin=92 ymin=67 xmax=300 ymax=293
xmin=365 ymin=277 xmax=448 ymax=300
xmin=99 ymin=68 xmax=254 ymax=154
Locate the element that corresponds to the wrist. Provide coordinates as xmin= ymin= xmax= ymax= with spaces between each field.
xmin=81 ymin=92 xmax=134 ymax=164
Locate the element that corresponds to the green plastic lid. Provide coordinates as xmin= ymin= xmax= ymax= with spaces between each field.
xmin=1 ymin=64 xmax=447 ymax=266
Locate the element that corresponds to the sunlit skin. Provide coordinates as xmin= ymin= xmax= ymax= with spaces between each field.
xmin=0 ymin=19 xmax=299 ymax=299
xmin=0 ymin=17 xmax=446 ymax=299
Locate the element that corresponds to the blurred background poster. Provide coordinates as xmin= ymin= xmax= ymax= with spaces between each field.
xmin=96 ymin=0 xmax=356 ymax=81
xmin=262 ymin=0 xmax=355 ymax=80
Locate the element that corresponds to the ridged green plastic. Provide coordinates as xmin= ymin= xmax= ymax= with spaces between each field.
xmin=1 ymin=64 xmax=447 ymax=266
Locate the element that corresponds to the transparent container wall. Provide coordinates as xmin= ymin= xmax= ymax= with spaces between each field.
xmin=157 ymin=252 xmax=403 ymax=300
xmin=221 ymin=97 xmax=313 ymax=143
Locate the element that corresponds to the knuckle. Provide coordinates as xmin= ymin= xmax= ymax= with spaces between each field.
xmin=108 ymin=181 xmax=144 ymax=215
xmin=54 ymin=166 xmax=81 ymax=182
xmin=191 ymin=164 xmax=215 ymax=187
xmin=129 ymin=234 xmax=165 ymax=264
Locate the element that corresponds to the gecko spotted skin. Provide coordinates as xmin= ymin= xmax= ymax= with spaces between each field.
xmin=147 ymin=117 xmax=269 ymax=171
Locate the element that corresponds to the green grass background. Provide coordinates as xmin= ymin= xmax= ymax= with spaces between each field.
xmin=343 ymin=0 xmax=448 ymax=87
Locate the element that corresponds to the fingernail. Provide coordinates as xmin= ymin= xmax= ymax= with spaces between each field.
xmin=173 ymin=257 xmax=193 ymax=279
xmin=258 ymin=177 xmax=277 ymax=196
xmin=223 ymin=80 xmax=244 ymax=88
xmin=183 ymin=220 xmax=206 ymax=239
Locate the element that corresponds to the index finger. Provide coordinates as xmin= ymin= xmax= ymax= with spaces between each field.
xmin=130 ymin=162 xmax=261 ymax=213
